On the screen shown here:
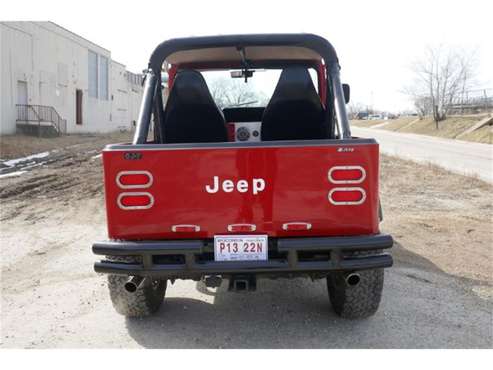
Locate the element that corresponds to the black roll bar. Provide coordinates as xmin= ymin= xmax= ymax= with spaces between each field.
xmin=133 ymin=34 xmax=352 ymax=144
xmin=133 ymin=71 xmax=157 ymax=145
xmin=330 ymin=63 xmax=352 ymax=138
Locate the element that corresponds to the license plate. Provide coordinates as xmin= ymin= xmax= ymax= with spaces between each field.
xmin=214 ymin=235 xmax=268 ymax=261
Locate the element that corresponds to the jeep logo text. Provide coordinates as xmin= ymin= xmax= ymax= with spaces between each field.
xmin=205 ymin=176 xmax=266 ymax=195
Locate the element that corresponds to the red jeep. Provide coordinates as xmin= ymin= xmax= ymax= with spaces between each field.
xmin=92 ymin=34 xmax=393 ymax=319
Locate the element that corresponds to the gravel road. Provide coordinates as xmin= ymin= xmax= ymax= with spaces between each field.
xmin=1 ymin=223 xmax=491 ymax=348
xmin=0 ymin=135 xmax=492 ymax=348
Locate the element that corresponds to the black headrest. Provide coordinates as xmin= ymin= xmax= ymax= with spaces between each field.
xmin=261 ymin=66 xmax=327 ymax=141
xmin=162 ymin=70 xmax=227 ymax=143
xmin=268 ymin=66 xmax=322 ymax=107
xmin=168 ymin=70 xmax=221 ymax=108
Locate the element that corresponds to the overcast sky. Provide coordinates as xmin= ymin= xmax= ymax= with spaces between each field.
xmin=5 ymin=0 xmax=493 ymax=112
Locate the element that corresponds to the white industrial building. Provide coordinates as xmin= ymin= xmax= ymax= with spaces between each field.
xmin=0 ymin=21 xmax=143 ymax=136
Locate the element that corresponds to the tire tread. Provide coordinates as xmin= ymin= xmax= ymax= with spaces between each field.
xmin=106 ymin=256 xmax=166 ymax=317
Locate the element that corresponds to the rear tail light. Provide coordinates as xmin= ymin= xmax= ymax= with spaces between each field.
xmin=328 ymin=187 xmax=366 ymax=205
xmin=227 ymin=224 xmax=256 ymax=232
xmin=282 ymin=222 xmax=312 ymax=231
xmin=116 ymin=171 xmax=153 ymax=189
xmin=328 ymin=166 xmax=366 ymax=184
xmin=171 ymin=224 xmax=201 ymax=233
xmin=327 ymin=166 xmax=367 ymax=205
xmin=117 ymin=192 xmax=154 ymax=210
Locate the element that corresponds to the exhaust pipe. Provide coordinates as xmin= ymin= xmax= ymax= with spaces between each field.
xmin=345 ymin=273 xmax=361 ymax=287
xmin=124 ymin=276 xmax=145 ymax=293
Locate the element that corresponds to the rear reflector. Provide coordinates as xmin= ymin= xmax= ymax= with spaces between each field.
xmin=117 ymin=192 xmax=154 ymax=210
xmin=328 ymin=187 xmax=366 ymax=205
xmin=328 ymin=166 xmax=366 ymax=184
xmin=282 ymin=222 xmax=312 ymax=231
xmin=227 ymin=224 xmax=256 ymax=232
xmin=116 ymin=171 xmax=153 ymax=189
xmin=171 ymin=224 xmax=201 ymax=233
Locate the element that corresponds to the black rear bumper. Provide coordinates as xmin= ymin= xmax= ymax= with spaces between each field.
xmin=92 ymin=234 xmax=393 ymax=279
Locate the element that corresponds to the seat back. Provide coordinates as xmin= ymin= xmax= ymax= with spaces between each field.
xmin=162 ymin=70 xmax=227 ymax=143
xmin=261 ymin=67 xmax=328 ymax=141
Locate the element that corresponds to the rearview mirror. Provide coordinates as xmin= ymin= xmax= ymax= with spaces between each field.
xmin=231 ymin=70 xmax=254 ymax=79
xmin=342 ymin=83 xmax=350 ymax=104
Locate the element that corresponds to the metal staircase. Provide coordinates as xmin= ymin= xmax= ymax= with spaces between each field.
xmin=16 ymin=104 xmax=67 ymax=136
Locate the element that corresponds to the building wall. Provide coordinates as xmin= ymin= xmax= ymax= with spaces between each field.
xmin=0 ymin=21 xmax=142 ymax=135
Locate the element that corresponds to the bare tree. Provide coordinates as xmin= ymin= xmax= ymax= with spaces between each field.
xmin=413 ymin=95 xmax=433 ymax=118
xmin=405 ymin=45 xmax=477 ymax=128
xmin=209 ymin=77 xmax=268 ymax=109
xmin=347 ymin=101 xmax=366 ymax=119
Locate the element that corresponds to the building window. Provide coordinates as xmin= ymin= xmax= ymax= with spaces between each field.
xmin=88 ymin=50 xmax=98 ymax=98
xmin=126 ymin=71 xmax=143 ymax=86
xmin=99 ymin=56 xmax=109 ymax=100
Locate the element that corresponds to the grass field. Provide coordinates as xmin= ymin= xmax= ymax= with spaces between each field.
xmin=457 ymin=124 xmax=492 ymax=143
xmin=351 ymin=117 xmax=417 ymax=129
xmin=354 ymin=114 xmax=492 ymax=144
xmin=350 ymin=119 xmax=385 ymax=128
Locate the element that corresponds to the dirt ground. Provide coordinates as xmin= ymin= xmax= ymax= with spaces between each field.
xmin=379 ymin=154 xmax=492 ymax=294
xmin=0 ymin=133 xmax=491 ymax=348
xmin=0 ymin=132 xmax=132 ymax=160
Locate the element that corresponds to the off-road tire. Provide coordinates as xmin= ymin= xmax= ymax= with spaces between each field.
xmin=327 ymin=266 xmax=384 ymax=319
xmin=106 ymin=256 xmax=167 ymax=317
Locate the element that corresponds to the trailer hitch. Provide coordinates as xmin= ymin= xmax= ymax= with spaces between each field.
xmin=229 ymin=274 xmax=257 ymax=292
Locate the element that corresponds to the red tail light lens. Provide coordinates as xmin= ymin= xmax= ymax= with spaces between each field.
xmin=117 ymin=192 xmax=154 ymax=210
xmin=328 ymin=166 xmax=366 ymax=184
xmin=328 ymin=187 xmax=366 ymax=205
xmin=331 ymin=190 xmax=363 ymax=202
xmin=116 ymin=171 xmax=153 ymax=189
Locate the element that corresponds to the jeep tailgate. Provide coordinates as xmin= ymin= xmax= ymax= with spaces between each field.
xmin=102 ymin=140 xmax=380 ymax=240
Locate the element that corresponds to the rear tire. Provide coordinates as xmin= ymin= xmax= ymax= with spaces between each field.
xmin=106 ymin=256 xmax=167 ymax=317
xmin=327 ymin=268 xmax=384 ymax=319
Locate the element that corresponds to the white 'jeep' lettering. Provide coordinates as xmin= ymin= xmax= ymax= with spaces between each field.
xmin=252 ymin=178 xmax=265 ymax=194
xmin=205 ymin=176 xmax=266 ymax=195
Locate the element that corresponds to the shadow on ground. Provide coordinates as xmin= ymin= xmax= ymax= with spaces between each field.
xmin=125 ymin=242 xmax=493 ymax=349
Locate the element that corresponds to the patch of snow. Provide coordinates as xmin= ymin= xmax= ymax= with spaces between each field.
xmin=3 ymin=152 xmax=50 ymax=167
xmin=0 ymin=170 xmax=27 ymax=179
